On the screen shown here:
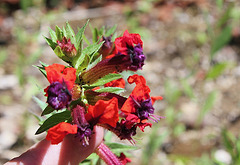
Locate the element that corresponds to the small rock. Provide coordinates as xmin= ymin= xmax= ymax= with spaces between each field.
xmin=214 ymin=149 xmax=232 ymax=165
xmin=0 ymin=75 xmax=18 ymax=90
xmin=180 ymin=102 xmax=199 ymax=126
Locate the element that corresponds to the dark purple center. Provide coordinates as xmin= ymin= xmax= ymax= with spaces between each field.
xmin=102 ymin=36 xmax=113 ymax=50
xmin=72 ymin=105 xmax=93 ymax=146
xmin=117 ymin=120 xmax=137 ymax=141
xmin=47 ymin=81 xmax=72 ymax=110
xmin=130 ymin=96 xmax=154 ymax=120
xmin=76 ymin=124 xmax=92 ymax=146
xmin=128 ymin=43 xmax=145 ymax=71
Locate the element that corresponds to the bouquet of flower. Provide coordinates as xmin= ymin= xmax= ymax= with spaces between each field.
xmin=35 ymin=21 xmax=163 ymax=165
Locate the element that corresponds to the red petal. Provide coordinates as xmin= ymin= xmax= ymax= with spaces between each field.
xmin=114 ymin=30 xmax=143 ymax=55
xmin=46 ymin=122 xmax=78 ymax=144
xmin=151 ymin=96 xmax=163 ymax=104
xmin=121 ymin=96 xmax=136 ymax=115
xmin=45 ymin=64 xmax=76 ymax=90
xmin=104 ymin=78 xmax=125 ymax=88
xmin=128 ymin=74 xmax=150 ymax=100
xmin=85 ymin=97 xmax=119 ymax=127
xmin=121 ymin=74 xmax=150 ymax=114
xmin=45 ymin=64 xmax=65 ymax=84
xmin=118 ymin=153 xmax=132 ymax=165
xmin=137 ymin=122 xmax=152 ymax=132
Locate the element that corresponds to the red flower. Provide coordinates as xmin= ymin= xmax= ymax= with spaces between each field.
xmin=45 ymin=63 xmax=76 ymax=91
xmin=125 ymin=114 xmax=152 ymax=132
xmin=85 ymin=97 xmax=119 ymax=127
xmin=121 ymin=74 xmax=163 ymax=121
xmin=151 ymin=96 xmax=163 ymax=104
xmin=104 ymin=78 xmax=125 ymax=88
xmin=114 ymin=30 xmax=143 ymax=55
xmin=44 ymin=64 xmax=76 ymax=110
xmin=46 ymin=122 xmax=78 ymax=144
xmin=118 ymin=153 xmax=131 ymax=165
xmin=121 ymin=74 xmax=150 ymax=115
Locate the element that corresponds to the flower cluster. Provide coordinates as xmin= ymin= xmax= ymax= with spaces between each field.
xmin=36 ymin=22 xmax=163 ymax=164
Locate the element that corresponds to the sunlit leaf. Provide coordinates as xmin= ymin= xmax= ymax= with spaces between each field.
xmin=87 ymin=73 xmax=122 ymax=87
xmin=95 ymin=87 xmax=125 ymax=94
xmin=206 ymin=63 xmax=228 ymax=79
xmin=35 ymin=110 xmax=71 ymax=134
xmin=211 ymin=26 xmax=232 ymax=58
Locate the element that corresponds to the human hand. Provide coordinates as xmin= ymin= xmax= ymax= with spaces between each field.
xmin=5 ymin=126 xmax=104 ymax=165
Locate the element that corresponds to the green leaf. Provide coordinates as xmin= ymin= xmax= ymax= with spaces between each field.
xmin=44 ymin=37 xmax=57 ymax=50
xmin=82 ymin=153 xmax=100 ymax=165
xmin=41 ymin=105 xmax=55 ymax=116
xmin=40 ymin=61 xmax=49 ymax=67
xmin=86 ymin=55 xmax=102 ymax=70
xmin=76 ymin=20 xmax=88 ymax=50
xmin=82 ymin=41 xmax=104 ymax=60
xmin=211 ymin=26 xmax=232 ymax=58
xmin=197 ymin=91 xmax=217 ymax=125
xmin=181 ymin=79 xmax=195 ymax=99
xmin=76 ymin=54 xmax=90 ymax=73
xmin=87 ymin=73 xmax=122 ymax=87
xmin=65 ymin=22 xmax=76 ymax=45
xmin=95 ymin=87 xmax=125 ymax=94
xmin=49 ymin=28 xmax=57 ymax=42
xmin=83 ymin=34 xmax=90 ymax=46
xmin=33 ymin=65 xmax=47 ymax=78
xmin=55 ymin=25 xmax=63 ymax=41
xmin=206 ymin=63 xmax=228 ymax=79
xmin=222 ymin=129 xmax=235 ymax=154
xmin=105 ymin=24 xmax=117 ymax=36
xmin=32 ymin=96 xmax=47 ymax=110
xmin=35 ymin=110 xmax=71 ymax=134
xmin=104 ymin=131 xmax=112 ymax=142
xmin=105 ymin=142 xmax=138 ymax=154
xmin=141 ymin=127 xmax=169 ymax=165
xmin=216 ymin=3 xmax=234 ymax=27
xmin=62 ymin=26 xmax=67 ymax=37
xmin=164 ymin=80 xmax=182 ymax=105
xmin=92 ymin=28 xmax=98 ymax=43
xmin=54 ymin=46 xmax=71 ymax=63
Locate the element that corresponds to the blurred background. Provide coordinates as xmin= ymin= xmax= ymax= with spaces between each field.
xmin=0 ymin=0 xmax=240 ymax=164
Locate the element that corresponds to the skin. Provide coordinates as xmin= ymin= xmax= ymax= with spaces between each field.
xmin=4 ymin=126 xmax=104 ymax=165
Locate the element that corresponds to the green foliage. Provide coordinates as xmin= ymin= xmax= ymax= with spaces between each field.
xmin=85 ymin=73 xmax=122 ymax=87
xmin=95 ymin=87 xmax=125 ymax=94
xmin=164 ymin=80 xmax=182 ymax=105
xmin=105 ymin=142 xmax=138 ymax=155
xmin=206 ymin=62 xmax=228 ymax=79
xmin=210 ymin=25 xmax=232 ymax=58
xmin=197 ymin=91 xmax=217 ymax=126
xmin=33 ymin=61 xmax=48 ymax=78
xmin=181 ymin=79 xmax=195 ymax=100
xmin=32 ymin=96 xmax=47 ymax=110
xmin=141 ymin=127 xmax=169 ymax=165
xmin=54 ymin=46 xmax=72 ymax=63
xmin=0 ymin=48 xmax=7 ymax=65
xmin=75 ymin=21 xmax=89 ymax=50
xmin=222 ymin=129 xmax=240 ymax=164
xmin=20 ymin=0 xmax=33 ymax=12
xmin=35 ymin=110 xmax=71 ymax=134
xmin=41 ymin=105 xmax=55 ymax=116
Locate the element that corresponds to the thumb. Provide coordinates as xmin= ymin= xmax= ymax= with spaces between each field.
xmin=5 ymin=126 xmax=104 ymax=165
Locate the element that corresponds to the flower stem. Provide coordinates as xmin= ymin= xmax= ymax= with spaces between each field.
xmin=95 ymin=142 xmax=122 ymax=165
